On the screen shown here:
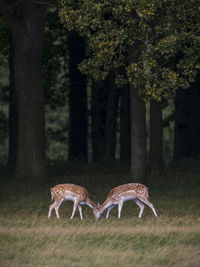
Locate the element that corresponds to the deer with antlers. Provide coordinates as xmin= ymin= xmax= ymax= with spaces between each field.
xmin=93 ymin=183 xmax=158 ymax=219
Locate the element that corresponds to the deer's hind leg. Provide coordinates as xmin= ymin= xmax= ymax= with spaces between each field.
xmin=53 ymin=198 xmax=63 ymax=218
xmin=48 ymin=201 xmax=57 ymax=218
xmin=134 ymin=199 xmax=144 ymax=218
xmin=138 ymin=197 xmax=158 ymax=217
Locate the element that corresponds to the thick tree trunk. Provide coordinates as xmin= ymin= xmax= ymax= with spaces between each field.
xmin=150 ymin=101 xmax=163 ymax=172
xmin=120 ymin=84 xmax=130 ymax=164
xmin=68 ymin=32 xmax=88 ymax=162
xmin=174 ymin=73 xmax=200 ymax=162
xmin=130 ymin=84 xmax=147 ymax=183
xmin=128 ymin=46 xmax=147 ymax=183
xmin=104 ymin=72 xmax=120 ymax=160
xmin=91 ymin=80 xmax=108 ymax=161
xmin=3 ymin=2 xmax=47 ymax=181
xmin=173 ymin=89 xmax=190 ymax=161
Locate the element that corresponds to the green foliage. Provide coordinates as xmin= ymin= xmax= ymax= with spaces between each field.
xmin=59 ymin=0 xmax=200 ymax=101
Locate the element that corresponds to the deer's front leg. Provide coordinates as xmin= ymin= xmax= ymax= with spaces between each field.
xmin=70 ymin=199 xmax=79 ymax=219
xmin=118 ymin=199 xmax=123 ymax=219
xmin=78 ymin=205 xmax=83 ymax=220
xmin=106 ymin=204 xmax=115 ymax=219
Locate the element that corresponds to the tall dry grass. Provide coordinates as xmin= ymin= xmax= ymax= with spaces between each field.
xmin=0 ymin=161 xmax=200 ymax=266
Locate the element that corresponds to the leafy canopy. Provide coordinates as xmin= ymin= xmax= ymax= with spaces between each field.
xmin=59 ymin=0 xmax=200 ymax=101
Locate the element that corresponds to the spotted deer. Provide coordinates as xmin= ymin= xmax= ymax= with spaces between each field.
xmin=48 ymin=184 xmax=96 ymax=219
xmin=93 ymin=183 xmax=158 ymax=219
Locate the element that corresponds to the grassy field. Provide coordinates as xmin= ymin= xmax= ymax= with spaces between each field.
xmin=0 ymin=162 xmax=200 ymax=266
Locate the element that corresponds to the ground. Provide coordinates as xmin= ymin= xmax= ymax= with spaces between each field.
xmin=0 ymin=161 xmax=200 ymax=266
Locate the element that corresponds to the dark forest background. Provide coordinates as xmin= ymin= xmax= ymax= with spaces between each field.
xmin=1 ymin=3 xmax=200 ymax=265
xmin=0 ymin=1 xmax=200 ymax=185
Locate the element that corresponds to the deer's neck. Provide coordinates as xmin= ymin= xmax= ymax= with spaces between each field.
xmin=99 ymin=198 xmax=112 ymax=213
xmin=86 ymin=198 xmax=96 ymax=209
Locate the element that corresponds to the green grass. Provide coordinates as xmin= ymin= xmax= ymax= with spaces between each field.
xmin=0 ymin=162 xmax=200 ymax=266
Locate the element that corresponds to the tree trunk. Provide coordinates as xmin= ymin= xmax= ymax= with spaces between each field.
xmin=68 ymin=32 xmax=88 ymax=162
xmin=150 ymin=101 xmax=163 ymax=172
xmin=104 ymin=72 xmax=120 ymax=160
xmin=187 ymin=73 xmax=200 ymax=157
xmin=120 ymin=83 xmax=130 ymax=164
xmin=128 ymin=46 xmax=147 ymax=183
xmin=130 ymin=84 xmax=147 ymax=183
xmin=7 ymin=32 xmax=17 ymax=174
xmin=91 ymin=80 xmax=108 ymax=161
xmin=174 ymin=72 xmax=200 ymax=161
xmin=2 ymin=1 xmax=47 ymax=181
xmin=173 ymin=89 xmax=190 ymax=161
